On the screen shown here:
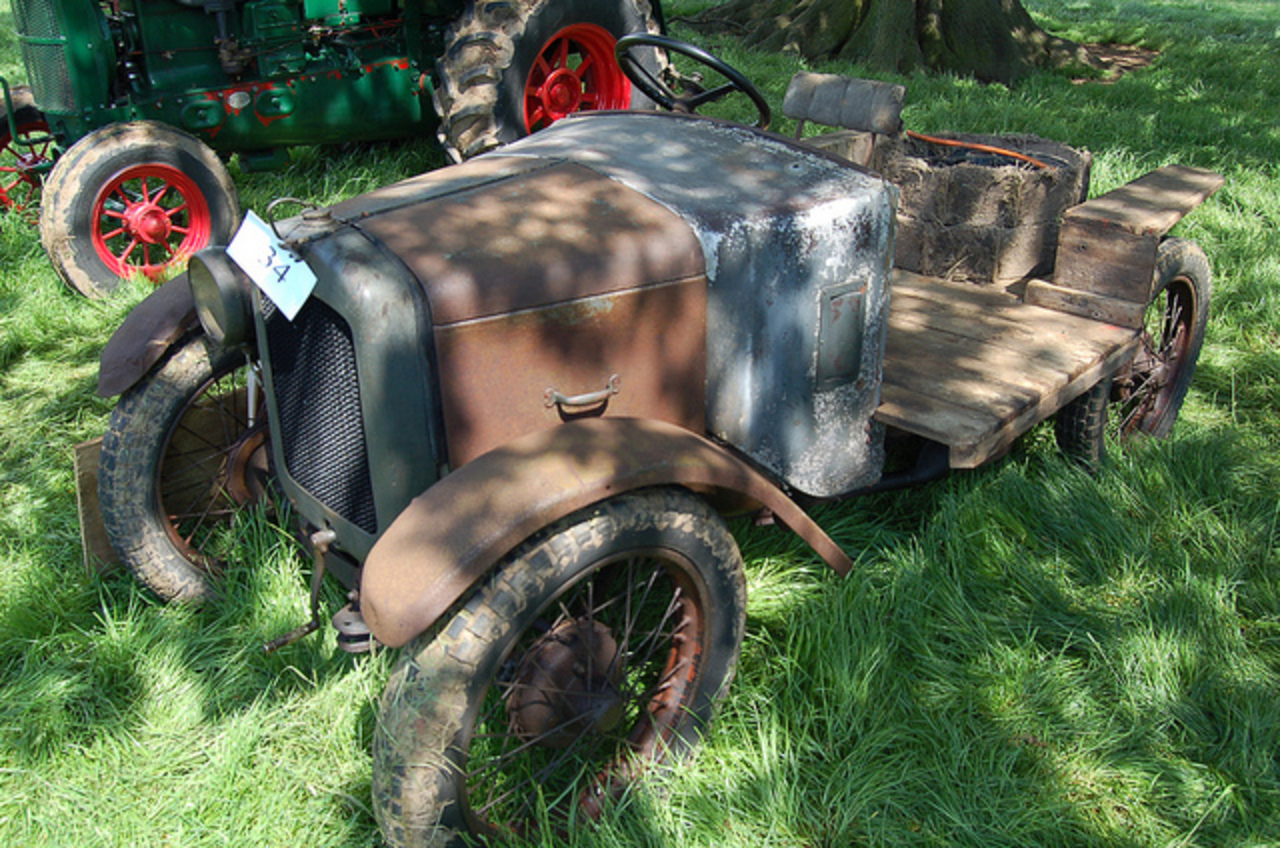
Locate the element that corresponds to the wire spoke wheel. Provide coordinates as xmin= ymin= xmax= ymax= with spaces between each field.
xmin=100 ymin=333 xmax=269 ymax=603
xmin=466 ymin=550 xmax=703 ymax=834
xmin=1111 ymin=255 xmax=1203 ymax=437
xmin=1055 ymin=238 xmax=1211 ymax=467
xmin=157 ymin=355 xmax=268 ymax=571
xmin=374 ymin=488 xmax=746 ymax=848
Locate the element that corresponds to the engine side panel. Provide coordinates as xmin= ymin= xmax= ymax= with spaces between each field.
xmin=503 ymin=113 xmax=898 ymax=497
xmin=357 ymin=161 xmax=708 ymax=466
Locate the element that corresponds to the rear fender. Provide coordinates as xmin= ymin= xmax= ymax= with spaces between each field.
xmin=360 ymin=417 xmax=852 ymax=648
xmin=97 ymin=273 xmax=199 ymax=398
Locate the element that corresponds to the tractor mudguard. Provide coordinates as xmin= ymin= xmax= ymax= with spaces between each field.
xmin=97 ymin=273 xmax=200 ymax=398
xmin=360 ymin=417 xmax=854 ymax=648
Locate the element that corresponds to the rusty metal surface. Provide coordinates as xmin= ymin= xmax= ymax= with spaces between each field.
xmin=97 ymin=273 xmax=200 ymax=397
xmin=502 ymin=113 xmax=897 ymax=497
xmin=357 ymin=161 xmax=706 ymax=324
xmin=360 ymin=417 xmax=854 ymax=649
xmin=432 ymin=276 xmax=706 ymax=467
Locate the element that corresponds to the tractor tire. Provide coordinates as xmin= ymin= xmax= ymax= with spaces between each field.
xmin=373 ymin=487 xmax=747 ymax=848
xmin=433 ymin=0 xmax=663 ymax=161
xmin=1055 ymin=238 xmax=1211 ymax=466
xmin=99 ymin=332 xmax=268 ymax=604
xmin=40 ymin=121 xmax=238 ymax=298
xmin=0 ymin=86 xmax=54 ymax=213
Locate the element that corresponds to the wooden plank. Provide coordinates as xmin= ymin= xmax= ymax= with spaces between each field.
xmin=1053 ymin=219 xmax=1158 ymax=302
xmin=875 ymin=384 xmax=999 ymax=447
xmin=1024 ymin=278 xmax=1147 ymax=328
xmin=74 ymin=438 xmax=119 ymax=573
xmin=885 ymin=308 xmax=1128 ymax=389
xmin=878 ymin=269 xmax=1143 ymax=468
xmin=891 ymin=270 xmax=1140 ymax=342
xmin=1065 ymin=165 xmax=1224 ymax=235
xmin=1052 ymin=164 xmax=1223 ymax=301
xmin=877 ymin=336 xmax=1138 ymax=468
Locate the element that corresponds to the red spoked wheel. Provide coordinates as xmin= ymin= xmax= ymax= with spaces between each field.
xmin=0 ymin=86 xmax=53 ymax=214
xmin=91 ymin=163 xmax=214 ymax=280
xmin=524 ymin=23 xmax=631 ymax=133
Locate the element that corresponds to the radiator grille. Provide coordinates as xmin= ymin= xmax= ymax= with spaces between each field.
xmin=264 ymin=298 xmax=378 ymax=534
xmin=12 ymin=0 xmax=76 ymax=113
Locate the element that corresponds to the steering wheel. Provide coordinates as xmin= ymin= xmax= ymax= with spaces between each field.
xmin=615 ymin=33 xmax=772 ymax=130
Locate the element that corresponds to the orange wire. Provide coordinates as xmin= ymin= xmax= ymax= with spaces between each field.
xmin=905 ymin=130 xmax=1054 ymax=170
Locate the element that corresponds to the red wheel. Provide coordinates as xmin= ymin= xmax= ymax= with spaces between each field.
xmin=0 ymin=86 xmax=53 ymax=213
xmin=90 ymin=163 xmax=214 ymax=280
xmin=434 ymin=0 xmax=662 ymax=161
xmin=40 ymin=121 xmax=238 ymax=298
xmin=523 ymin=23 xmax=631 ymax=133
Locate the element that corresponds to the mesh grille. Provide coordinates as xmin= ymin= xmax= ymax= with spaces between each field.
xmin=13 ymin=0 xmax=76 ymax=113
xmin=264 ymin=298 xmax=378 ymax=535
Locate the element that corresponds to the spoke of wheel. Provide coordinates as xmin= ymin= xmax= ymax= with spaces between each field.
xmin=613 ymin=559 xmax=666 ymax=678
xmin=115 ymin=238 xmax=141 ymax=264
xmin=623 ymin=588 xmax=685 ymax=674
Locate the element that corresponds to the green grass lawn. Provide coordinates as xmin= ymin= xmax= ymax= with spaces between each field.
xmin=1 ymin=0 xmax=1278 ymax=845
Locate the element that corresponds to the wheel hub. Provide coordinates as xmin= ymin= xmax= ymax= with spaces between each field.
xmin=540 ymin=68 xmax=585 ymax=120
xmin=224 ymin=424 xmax=270 ymax=506
xmin=125 ymin=200 xmax=175 ymax=245
xmin=506 ymin=618 xmax=625 ymax=749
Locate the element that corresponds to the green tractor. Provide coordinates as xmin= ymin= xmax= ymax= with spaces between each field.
xmin=1 ymin=0 xmax=664 ymax=296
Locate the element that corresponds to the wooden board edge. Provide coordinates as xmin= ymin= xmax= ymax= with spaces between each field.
xmin=74 ymin=437 xmax=120 ymax=574
xmin=1024 ymin=278 xmax=1147 ymax=329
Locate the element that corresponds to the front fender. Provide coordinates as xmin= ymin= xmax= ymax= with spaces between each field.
xmin=97 ymin=273 xmax=199 ymax=397
xmin=361 ymin=417 xmax=853 ymax=648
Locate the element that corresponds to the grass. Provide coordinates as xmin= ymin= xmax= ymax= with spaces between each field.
xmin=2 ymin=0 xmax=1278 ymax=845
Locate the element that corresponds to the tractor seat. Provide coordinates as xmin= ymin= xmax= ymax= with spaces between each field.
xmin=782 ymin=73 xmax=906 ymax=166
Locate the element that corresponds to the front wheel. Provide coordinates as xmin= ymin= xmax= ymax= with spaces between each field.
xmin=39 ymin=121 xmax=238 ymax=298
xmin=433 ymin=0 xmax=663 ymax=161
xmin=98 ymin=332 xmax=268 ymax=603
xmin=1056 ymin=238 xmax=1211 ymax=466
xmin=373 ymin=487 xmax=747 ymax=847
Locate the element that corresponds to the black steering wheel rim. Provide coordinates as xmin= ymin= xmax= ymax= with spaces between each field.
xmin=615 ymin=33 xmax=772 ymax=130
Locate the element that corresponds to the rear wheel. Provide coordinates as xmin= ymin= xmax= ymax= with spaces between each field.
xmin=99 ymin=332 xmax=268 ymax=603
xmin=433 ymin=0 xmax=663 ymax=161
xmin=0 ymin=86 xmax=53 ymax=213
xmin=373 ymin=487 xmax=747 ymax=848
xmin=1056 ymin=238 xmax=1211 ymax=466
xmin=40 ymin=122 xmax=238 ymax=298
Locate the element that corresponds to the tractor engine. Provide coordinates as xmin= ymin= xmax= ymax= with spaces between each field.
xmin=13 ymin=0 xmax=438 ymax=154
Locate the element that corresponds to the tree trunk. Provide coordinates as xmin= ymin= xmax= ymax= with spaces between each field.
xmin=695 ymin=0 xmax=1094 ymax=85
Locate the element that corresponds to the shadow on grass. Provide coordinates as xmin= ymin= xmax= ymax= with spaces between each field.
xmin=631 ymin=429 xmax=1280 ymax=846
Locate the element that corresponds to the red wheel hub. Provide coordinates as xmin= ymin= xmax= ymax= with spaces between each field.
xmin=92 ymin=163 xmax=213 ymax=281
xmin=524 ymin=23 xmax=631 ymax=133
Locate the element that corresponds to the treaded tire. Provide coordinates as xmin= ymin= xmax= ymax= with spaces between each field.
xmin=373 ymin=487 xmax=747 ymax=848
xmin=433 ymin=0 xmax=662 ymax=161
xmin=0 ymin=86 xmax=53 ymax=213
xmin=1055 ymin=238 xmax=1211 ymax=466
xmin=99 ymin=332 xmax=266 ymax=603
xmin=1055 ymin=377 xmax=1110 ymax=471
xmin=40 ymin=121 xmax=238 ymax=298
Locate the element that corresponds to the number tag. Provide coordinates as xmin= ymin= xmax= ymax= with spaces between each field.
xmin=227 ymin=209 xmax=317 ymax=321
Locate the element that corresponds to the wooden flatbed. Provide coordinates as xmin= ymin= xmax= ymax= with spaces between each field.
xmin=874 ymin=164 xmax=1224 ymax=470
xmin=875 ymin=270 xmax=1139 ymax=469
